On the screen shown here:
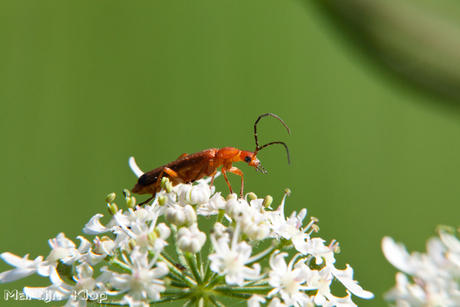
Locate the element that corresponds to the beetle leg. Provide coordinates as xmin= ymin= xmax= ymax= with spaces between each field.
xmin=176 ymin=153 xmax=188 ymax=160
xmin=138 ymin=195 xmax=155 ymax=206
xmin=227 ymin=167 xmax=244 ymax=198
xmin=209 ymin=174 xmax=216 ymax=188
xmin=157 ymin=167 xmax=179 ymax=188
xmin=138 ymin=167 xmax=180 ymax=206
xmin=163 ymin=167 xmax=179 ymax=177
xmin=221 ymin=167 xmax=234 ymax=196
xmin=190 ymin=163 xmax=209 ymax=183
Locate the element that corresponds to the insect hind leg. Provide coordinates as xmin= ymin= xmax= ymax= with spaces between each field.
xmin=138 ymin=195 xmax=156 ymax=206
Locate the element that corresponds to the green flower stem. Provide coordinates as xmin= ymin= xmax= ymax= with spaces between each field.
xmin=170 ymin=223 xmax=188 ymax=272
xmin=246 ymin=243 xmax=275 ymax=267
xmin=110 ymin=258 xmax=131 ymax=272
xmin=215 ymin=285 xmax=272 ymax=293
xmin=245 ymin=277 xmax=271 ymax=286
xmin=202 ymin=210 xmax=225 ymax=284
xmin=209 ymin=295 xmax=226 ymax=307
xmin=213 ymin=291 xmax=254 ymax=299
xmin=169 ymin=280 xmax=192 ymax=288
xmin=216 ymin=208 xmax=225 ymax=224
xmin=204 ymin=274 xmax=224 ymax=290
xmin=146 ymin=293 xmax=193 ymax=305
xmin=157 ymin=253 xmax=183 ymax=278
xmin=196 ymin=250 xmax=203 ymax=275
xmin=185 ymin=252 xmax=203 ymax=285
xmin=152 ymin=293 xmax=191 ymax=300
xmin=203 ymin=270 xmax=216 ymax=286
xmin=157 ymin=253 xmax=197 ymax=287
xmin=183 ymin=295 xmax=198 ymax=307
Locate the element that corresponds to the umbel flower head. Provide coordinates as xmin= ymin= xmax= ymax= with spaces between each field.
xmin=0 ymin=158 xmax=373 ymax=307
xmin=383 ymin=226 xmax=460 ymax=307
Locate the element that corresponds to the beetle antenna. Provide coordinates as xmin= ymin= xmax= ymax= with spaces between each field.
xmin=253 ymin=113 xmax=291 ymax=165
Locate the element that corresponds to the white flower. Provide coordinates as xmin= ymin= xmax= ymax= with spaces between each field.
xmin=265 ymin=191 xmax=306 ymax=240
xmin=383 ymin=231 xmax=460 ymax=306
xmin=224 ymin=196 xmax=271 ymax=240
xmin=197 ymin=192 xmax=226 ymax=216
xmin=177 ymin=223 xmax=207 ymax=253
xmin=268 ymin=248 xmax=373 ymax=307
xmin=24 ymin=263 xmax=111 ymax=306
xmin=47 ymin=233 xmax=85 ymax=265
xmin=209 ymin=223 xmax=262 ymax=286
xmin=384 ymin=272 xmax=426 ymax=306
xmin=0 ymin=233 xmax=86 ymax=283
xmin=165 ymin=204 xmax=196 ymax=226
xmin=98 ymin=204 xmax=169 ymax=254
xmin=177 ymin=182 xmax=211 ymax=205
xmin=268 ymin=251 xmax=313 ymax=307
xmin=329 ymin=265 xmax=374 ymax=300
xmin=109 ymin=246 xmax=169 ymax=305
xmin=83 ymin=214 xmax=111 ymax=235
xmin=0 ymin=253 xmax=45 ymax=283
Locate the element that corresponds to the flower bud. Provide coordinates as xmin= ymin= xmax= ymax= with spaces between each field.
xmin=248 ymin=192 xmax=257 ymax=201
xmin=225 ymin=198 xmax=242 ymax=220
xmin=183 ymin=205 xmax=197 ymax=225
xmin=178 ymin=184 xmax=210 ymax=205
xmin=105 ymin=193 xmax=116 ymax=204
xmin=165 ymin=180 xmax=173 ymax=193
xmin=107 ymin=202 xmax=118 ymax=216
xmin=177 ymin=223 xmax=206 ymax=253
xmin=126 ymin=196 xmax=136 ymax=209
xmin=284 ymin=188 xmax=291 ymax=196
xmin=165 ymin=205 xmax=196 ymax=226
xmin=165 ymin=206 xmax=185 ymax=226
xmin=161 ymin=177 xmax=170 ymax=189
xmin=262 ymin=195 xmax=273 ymax=208
xmin=226 ymin=193 xmax=237 ymax=201
xmin=155 ymin=223 xmax=171 ymax=240
xmin=158 ymin=195 xmax=166 ymax=206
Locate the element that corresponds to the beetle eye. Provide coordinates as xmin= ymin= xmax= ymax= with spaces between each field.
xmin=244 ymin=156 xmax=251 ymax=163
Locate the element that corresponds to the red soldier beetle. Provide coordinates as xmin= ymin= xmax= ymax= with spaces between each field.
xmin=131 ymin=113 xmax=290 ymax=205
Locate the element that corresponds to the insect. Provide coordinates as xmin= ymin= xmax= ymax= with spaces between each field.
xmin=131 ymin=113 xmax=290 ymax=205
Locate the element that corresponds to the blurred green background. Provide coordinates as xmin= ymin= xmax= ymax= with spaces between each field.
xmin=2 ymin=1 xmax=460 ymax=306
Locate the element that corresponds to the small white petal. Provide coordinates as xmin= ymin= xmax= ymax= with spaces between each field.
xmin=248 ymin=294 xmax=266 ymax=307
xmin=83 ymin=214 xmax=109 ymax=235
xmin=382 ymin=237 xmax=415 ymax=275
xmin=129 ymin=156 xmax=144 ymax=177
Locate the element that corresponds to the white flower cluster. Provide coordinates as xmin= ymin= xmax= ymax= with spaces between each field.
xmin=383 ymin=227 xmax=460 ymax=306
xmin=0 ymin=159 xmax=373 ymax=307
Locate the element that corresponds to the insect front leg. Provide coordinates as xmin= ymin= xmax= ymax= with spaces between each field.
xmin=227 ymin=167 xmax=244 ymax=198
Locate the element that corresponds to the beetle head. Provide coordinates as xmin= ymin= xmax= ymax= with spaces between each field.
xmin=240 ymin=150 xmax=266 ymax=173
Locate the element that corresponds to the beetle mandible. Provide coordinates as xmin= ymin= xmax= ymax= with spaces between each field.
xmin=131 ymin=113 xmax=290 ymax=205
